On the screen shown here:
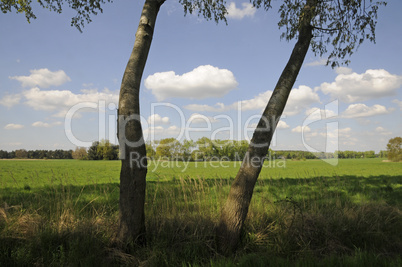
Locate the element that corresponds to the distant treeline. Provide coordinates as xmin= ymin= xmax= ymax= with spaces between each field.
xmin=0 ymin=149 xmax=73 ymax=159
xmin=0 ymin=138 xmax=389 ymax=160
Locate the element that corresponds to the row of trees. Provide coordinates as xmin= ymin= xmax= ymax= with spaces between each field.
xmin=1 ymin=138 xmax=396 ymax=161
xmin=72 ymin=139 xmax=119 ymax=160
xmin=0 ymin=149 xmax=73 ymax=159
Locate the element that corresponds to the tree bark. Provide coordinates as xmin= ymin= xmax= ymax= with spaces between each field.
xmin=217 ymin=0 xmax=317 ymax=254
xmin=117 ymin=0 xmax=164 ymax=247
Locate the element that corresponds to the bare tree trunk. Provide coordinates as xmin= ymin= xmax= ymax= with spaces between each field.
xmin=117 ymin=0 xmax=164 ymax=247
xmin=217 ymin=0 xmax=316 ymax=254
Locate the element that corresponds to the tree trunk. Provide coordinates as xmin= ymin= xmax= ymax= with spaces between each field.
xmin=117 ymin=0 xmax=164 ymax=247
xmin=217 ymin=0 xmax=316 ymax=254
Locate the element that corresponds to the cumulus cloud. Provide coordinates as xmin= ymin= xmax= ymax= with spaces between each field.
xmin=342 ymin=103 xmax=390 ymax=118
xmin=184 ymin=85 xmax=320 ymax=116
xmin=375 ymin=126 xmax=392 ymax=135
xmin=277 ymin=120 xmax=290 ymax=129
xmin=335 ymin=67 xmax=353 ymax=75
xmin=339 ymin=127 xmax=352 ymax=136
xmin=188 ymin=113 xmax=219 ymax=124
xmin=305 ymin=107 xmax=337 ymax=121
xmin=31 ymin=121 xmax=61 ymax=128
xmin=32 ymin=121 xmax=51 ymax=128
xmin=291 ymin=125 xmax=311 ymax=133
xmin=184 ymin=103 xmax=226 ymax=112
xmin=143 ymin=125 xmax=181 ymax=140
xmin=236 ymin=90 xmax=272 ymax=111
xmin=226 ymin=2 xmax=256 ymax=19
xmin=144 ymin=65 xmax=238 ymax=101
xmin=318 ymin=69 xmax=402 ymax=102
xmin=4 ymin=123 xmax=24 ymax=130
xmin=9 ymin=68 xmax=71 ymax=88
xmin=0 ymin=94 xmax=21 ymax=108
xmin=305 ymin=58 xmax=327 ymax=67
xmin=147 ymin=114 xmax=170 ymax=125
xmin=392 ymin=99 xmax=402 ymax=110
xmin=284 ymin=86 xmax=320 ymax=115
xmin=21 ymin=87 xmax=118 ymax=117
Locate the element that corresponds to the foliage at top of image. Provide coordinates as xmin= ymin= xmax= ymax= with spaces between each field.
xmin=0 ymin=0 xmax=113 ymax=31
xmin=252 ymin=0 xmax=387 ymax=67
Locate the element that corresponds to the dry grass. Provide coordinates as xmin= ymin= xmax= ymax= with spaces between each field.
xmin=0 ymin=170 xmax=401 ymax=266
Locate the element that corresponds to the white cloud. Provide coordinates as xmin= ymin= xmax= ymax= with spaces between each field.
xmin=335 ymin=67 xmax=353 ymax=75
xmin=0 ymin=94 xmax=21 ymax=108
xmin=339 ymin=127 xmax=352 ymax=136
xmin=306 ymin=58 xmax=327 ymax=67
xmin=32 ymin=121 xmax=51 ymax=128
xmin=31 ymin=121 xmax=61 ymax=128
xmin=238 ymin=85 xmax=320 ymax=115
xmin=21 ymin=87 xmax=118 ymax=117
xmin=342 ymin=103 xmax=390 ymax=118
xmin=284 ymin=86 xmax=320 ymax=116
xmin=291 ymin=125 xmax=311 ymax=133
xmin=226 ymin=2 xmax=256 ymax=19
xmin=247 ymin=120 xmax=288 ymax=130
xmin=392 ymin=99 xmax=402 ymax=110
xmin=143 ymin=125 xmax=181 ymax=140
xmin=184 ymin=85 xmax=320 ymax=116
xmin=4 ymin=123 xmax=24 ymax=130
xmin=184 ymin=103 xmax=226 ymax=112
xmin=147 ymin=114 xmax=170 ymax=125
xmin=188 ymin=113 xmax=219 ymax=124
xmin=237 ymin=90 xmax=272 ymax=111
xmin=144 ymin=65 xmax=238 ymax=101
xmin=318 ymin=69 xmax=402 ymax=102
xmin=10 ymin=68 xmax=71 ymax=88
xmin=305 ymin=107 xmax=337 ymax=121
xmin=375 ymin=126 xmax=392 ymax=136
xmin=277 ymin=120 xmax=290 ymax=129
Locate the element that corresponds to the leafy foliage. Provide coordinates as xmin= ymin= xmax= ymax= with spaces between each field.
xmin=179 ymin=0 xmax=227 ymax=23
xmin=387 ymin=137 xmax=402 ymax=162
xmin=1 ymin=0 xmax=228 ymax=31
xmin=252 ymin=0 xmax=387 ymax=67
xmin=1 ymin=0 xmax=113 ymax=31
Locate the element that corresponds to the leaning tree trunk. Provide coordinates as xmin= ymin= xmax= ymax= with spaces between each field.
xmin=217 ymin=1 xmax=316 ymax=254
xmin=117 ymin=0 xmax=165 ymax=247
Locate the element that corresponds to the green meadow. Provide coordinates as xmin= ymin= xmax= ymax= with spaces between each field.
xmin=0 ymin=158 xmax=401 ymax=266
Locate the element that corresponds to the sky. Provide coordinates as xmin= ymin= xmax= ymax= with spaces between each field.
xmin=0 ymin=0 xmax=401 ymax=153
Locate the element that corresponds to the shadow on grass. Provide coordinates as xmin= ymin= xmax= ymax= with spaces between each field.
xmin=0 ymin=174 xmax=401 ymax=266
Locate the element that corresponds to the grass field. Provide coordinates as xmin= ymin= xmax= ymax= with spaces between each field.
xmin=0 ymin=158 xmax=401 ymax=266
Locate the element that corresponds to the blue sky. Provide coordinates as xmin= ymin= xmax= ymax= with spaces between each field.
xmin=0 ymin=0 xmax=401 ymax=153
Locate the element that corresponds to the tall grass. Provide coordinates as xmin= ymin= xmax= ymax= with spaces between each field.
xmin=0 ymin=160 xmax=401 ymax=266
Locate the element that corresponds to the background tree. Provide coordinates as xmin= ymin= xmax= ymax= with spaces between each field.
xmin=15 ymin=149 xmax=28 ymax=159
xmin=155 ymin=138 xmax=183 ymax=159
xmin=386 ymin=137 xmax=401 ymax=162
xmin=97 ymin=139 xmax=115 ymax=160
xmin=87 ymin=141 xmax=101 ymax=160
xmin=145 ymin=141 xmax=156 ymax=159
xmin=72 ymin=147 xmax=88 ymax=160
xmin=217 ymin=0 xmax=387 ymax=254
xmin=182 ymin=139 xmax=195 ymax=160
xmin=379 ymin=150 xmax=388 ymax=158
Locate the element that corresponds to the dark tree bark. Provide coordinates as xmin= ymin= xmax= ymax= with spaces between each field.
xmin=217 ymin=0 xmax=317 ymax=254
xmin=117 ymin=0 xmax=165 ymax=247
